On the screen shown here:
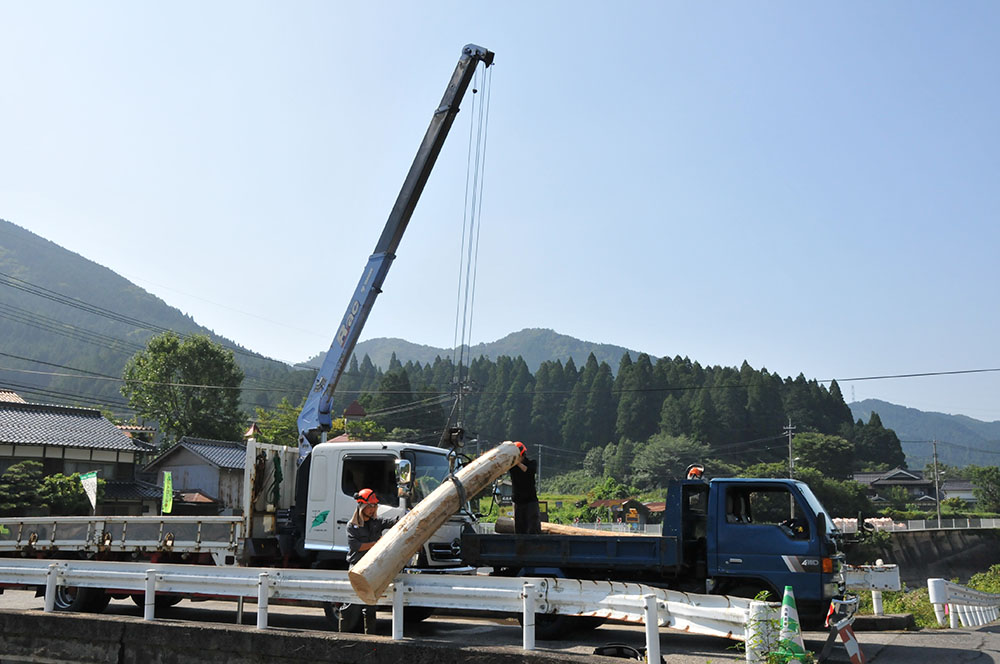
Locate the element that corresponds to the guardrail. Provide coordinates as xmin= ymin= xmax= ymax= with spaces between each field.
xmin=833 ymin=517 xmax=1000 ymax=533
xmin=844 ymin=562 xmax=901 ymax=616
xmin=0 ymin=557 xmax=773 ymax=661
xmin=927 ymin=577 xmax=1000 ymax=628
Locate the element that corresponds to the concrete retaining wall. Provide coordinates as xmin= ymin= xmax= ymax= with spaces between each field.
xmin=879 ymin=529 xmax=1000 ymax=587
xmin=0 ymin=610 xmax=589 ymax=664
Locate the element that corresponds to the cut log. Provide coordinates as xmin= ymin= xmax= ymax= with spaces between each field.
xmin=348 ymin=441 xmax=521 ymax=605
xmin=495 ymin=516 xmax=643 ymax=536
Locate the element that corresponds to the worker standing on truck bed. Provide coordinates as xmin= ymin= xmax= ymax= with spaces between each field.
xmin=510 ymin=442 xmax=541 ymax=534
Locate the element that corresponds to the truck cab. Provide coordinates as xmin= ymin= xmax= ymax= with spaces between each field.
xmin=300 ymin=440 xmax=472 ymax=570
xmin=699 ymin=478 xmax=844 ymax=620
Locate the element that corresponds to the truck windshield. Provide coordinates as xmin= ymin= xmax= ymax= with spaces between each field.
xmin=405 ymin=451 xmax=457 ymax=504
xmin=796 ymin=482 xmax=838 ymax=535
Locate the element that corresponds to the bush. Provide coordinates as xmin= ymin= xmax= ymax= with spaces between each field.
xmin=856 ymin=585 xmax=941 ymax=628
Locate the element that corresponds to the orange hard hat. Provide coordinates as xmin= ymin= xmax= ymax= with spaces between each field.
xmin=355 ymin=488 xmax=379 ymax=505
xmin=514 ymin=441 xmax=527 ymax=456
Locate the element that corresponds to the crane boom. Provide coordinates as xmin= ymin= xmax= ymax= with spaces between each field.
xmin=297 ymin=44 xmax=495 ymax=461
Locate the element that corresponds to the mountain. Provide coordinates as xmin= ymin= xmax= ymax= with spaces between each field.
xmin=849 ymin=399 xmax=1000 ymax=468
xmin=306 ymin=328 xmax=640 ymax=375
xmin=0 ymin=218 xmax=311 ymax=418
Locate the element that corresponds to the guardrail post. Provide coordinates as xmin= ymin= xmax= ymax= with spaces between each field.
xmin=745 ymin=601 xmax=773 ymax=664
xmin=257 ymin=572 xmax=269 ymax=629
xmin=522 ymin=582 xmax=536 ymax=651
xmin=144 ymin=569 xmax=156 ymax=621
xmin=643 ymin=594 xmax=660 ymax=664
xmin=871 ymin=589 xmax=884 ymax=616
xmin=950 ymin=603 xmax=960 ymax=628
xmin=391 ymin=583 xmax=404 ymax=640
xmin=43 ymin=563 xmax=58 ymax=613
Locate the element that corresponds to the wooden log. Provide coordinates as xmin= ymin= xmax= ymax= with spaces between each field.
xmin=348 ymin=440 xmax=522 ymax=605
xmin=495 ymin=516 xmax=643 ymax=536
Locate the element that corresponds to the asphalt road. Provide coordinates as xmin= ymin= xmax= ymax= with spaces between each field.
xmin=0 ymin=589 xmax=997 ymax=663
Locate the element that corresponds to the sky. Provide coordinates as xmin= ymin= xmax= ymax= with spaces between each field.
xmin=1 ymin=3 xmax=999 ymax=422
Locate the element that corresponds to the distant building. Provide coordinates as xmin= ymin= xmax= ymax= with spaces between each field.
xmin=0 ymin=397 xmax=156 ymax=515
xmin=144 ymin=437 xmax=248 ymax=515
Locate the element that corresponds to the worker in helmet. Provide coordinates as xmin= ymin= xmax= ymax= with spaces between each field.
xmin=510 ymin=442 xmax=541 ymax=534
xmin=347 ymin=488 xmax=399 ymax=567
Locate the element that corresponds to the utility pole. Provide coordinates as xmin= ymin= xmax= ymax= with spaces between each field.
xmin=784 ymin=419 xmax=796 ymax=516
xmin=933 ymin=440 xmax=942 ymax=528
xmin=537 ymin=444 xmax=542 ymax=487
xmin=784 ymin=419 xmax=796 ymax=478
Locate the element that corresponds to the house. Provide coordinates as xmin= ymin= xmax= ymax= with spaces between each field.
xmin=0 ymin=398 xmax=157 ymax=515
xmin=853 ymin=468 xmax=938 ymax=505
xmin=940 ymin=479 xmax=978 ymax=507
xmin=143 ymin=437 xmax=248 ymax=515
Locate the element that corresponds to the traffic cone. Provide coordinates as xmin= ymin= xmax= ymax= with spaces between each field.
xmin=778 ymin=585 xmax=809 ymax=663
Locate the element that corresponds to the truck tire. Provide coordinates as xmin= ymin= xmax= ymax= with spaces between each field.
xmin=403 ymin=606 xmax=435 ymax=623
xmin=129 ymin=594 xmax=183 ymax=609
xmin=323 ymin=602 xmax=363 ymax=633
xmin=518 ymin=613 xmax=579 ymax=640
xmin=53 ymin=587 xmax=108 ymax=613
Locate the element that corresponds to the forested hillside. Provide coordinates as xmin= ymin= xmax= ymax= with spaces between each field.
xmin=850 ymin=399 xmax=1000 ymax=468
xmin=307 ymin=328 xmax=638 ymax=374
xmin=328 ymin=350 xmax=906 ymax=484
xmin=0 ymin=219 xmax=310 ymax=418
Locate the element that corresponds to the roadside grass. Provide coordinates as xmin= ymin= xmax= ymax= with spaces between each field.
xmin=855 ymin=585 xmax=941 ymax=628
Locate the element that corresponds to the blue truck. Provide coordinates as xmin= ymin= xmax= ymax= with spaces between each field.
xmin=461 ymin=475 xmax=845 ymax=637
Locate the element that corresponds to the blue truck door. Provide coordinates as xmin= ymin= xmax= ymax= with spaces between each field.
xmin=714 ymin=482 xmax=821 ymax=603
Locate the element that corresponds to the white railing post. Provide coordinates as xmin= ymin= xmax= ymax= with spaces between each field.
xmin=949 ymin=603 xmax=959 ymax=628
xmin=43 ymin=563 xmax=57 ymax=613
xmin=391 ymin=583 xmax=404 ymax=640
xmin=256 ymin=572 xmax=269 ymax=629
xmin=144 ymin=569 xmax=157 ymax=621
xmin=522 ymin=582 xmax=536 ymax=651
xmin=745 ymin=601 xmax=773 ymax=664
xmin=872 ymin=589 xmax=884 ymax=616
xmin=643 ymin=594 xmax=660 ymax=664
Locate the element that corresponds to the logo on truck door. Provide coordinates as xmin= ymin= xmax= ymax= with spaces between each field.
xmin=782 ymin=555 xmax=820 ymax=573
xmin=311 ymin=510 xmax=330 ymax=529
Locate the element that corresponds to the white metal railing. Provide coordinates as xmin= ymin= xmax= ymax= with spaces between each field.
xmin=844 ymin=562 xmax=901 ymax=616
xmin=833 ymin=517 xmax=1000 ymax=533
xmin=0 ymin=557 xmax=776 ymax=661
xmin=927 ymin=578 xmax=1000 ymax=628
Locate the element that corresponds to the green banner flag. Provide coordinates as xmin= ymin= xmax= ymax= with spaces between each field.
xmin=80 ymin=471 xmax=98 ymax=513
xmin=161 ymin=471 xmax=173 ymax=514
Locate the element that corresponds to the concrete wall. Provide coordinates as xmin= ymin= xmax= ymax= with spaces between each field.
xmin=876 ymin=528 xmax=1000 ymax=587
xmin=0 ymin=610 xmax=589 ymax=664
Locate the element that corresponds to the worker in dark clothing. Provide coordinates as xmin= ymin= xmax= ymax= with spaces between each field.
xmin=346 ymin=488 xmax=398 ymax=634
xmin=347 ymin=488 xmax=398 ymax=566
xmin=510 ymin=441 xmax=542 ymax=534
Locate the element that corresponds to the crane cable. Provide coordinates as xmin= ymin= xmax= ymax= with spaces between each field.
xmin=449 ymin=62 xmax=493 ymax=429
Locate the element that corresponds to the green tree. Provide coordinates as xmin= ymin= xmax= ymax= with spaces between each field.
xmin=793 ymin=433 xmax=855 ymax=480
xmin=38 ymin=473 xmax=106 ymax=515
xmin=630 ymin=434 xmax=711 ymax=491
xmin=121 ymin=332 xmax=246 ymax=442
xmin=0 ymin=461 xmax=43 ymax=515
xmin=969 ymin=465 xmax=1000 ymax=513
xmin=254 ymin=397 xmax=301 ymax=446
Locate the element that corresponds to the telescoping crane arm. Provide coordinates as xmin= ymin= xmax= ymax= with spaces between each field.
xmin=297 ymin=44 xmax=495 ymax=462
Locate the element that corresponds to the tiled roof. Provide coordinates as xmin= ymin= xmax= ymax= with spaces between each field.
xmin=0 ymin=402 xmax=150 ymax=452
xmin=104 ymin=479 xmax=164 ymax=501
xmin=147 ymin=437 xmax=246 ymax=471
xmin=0 ymin=390 xmax=26 ymax=403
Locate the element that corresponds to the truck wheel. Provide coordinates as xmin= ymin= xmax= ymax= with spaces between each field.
xmin=518 ymin=613 xmax=578 ymax=640
xmin=129 ymin=594 xmax=183 ymax=609
xmin=53 ymin=587 xmax=107 ymax=613
xmin=323 ymin=602 xmax=363 ymax=633
xmin=404 ymin=606 xmax=435 ymax=623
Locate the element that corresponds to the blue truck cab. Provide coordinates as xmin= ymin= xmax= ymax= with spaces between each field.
xmin=462 ymin=476 xmax=844 ymax=628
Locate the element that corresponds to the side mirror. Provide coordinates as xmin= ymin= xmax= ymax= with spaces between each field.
xmin=395 ymin=458 xmax=412 ymax=485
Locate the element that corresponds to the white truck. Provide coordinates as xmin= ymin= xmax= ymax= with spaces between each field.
xmin=0 ymin=44 xmax=495 ymax=631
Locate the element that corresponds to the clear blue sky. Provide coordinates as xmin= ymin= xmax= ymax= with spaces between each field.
xmin=2 ymin=3 xmax=998 ymax=421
